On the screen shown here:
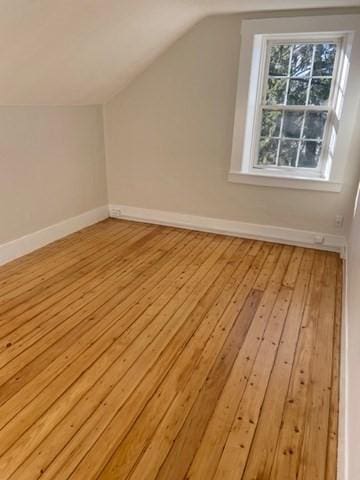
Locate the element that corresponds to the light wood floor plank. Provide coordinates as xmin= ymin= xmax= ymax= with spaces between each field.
xmin=0 ymin=228 xmax=190 ymax=397
xmin=45 ymin=240 xmax=260 ymax=480
xmin=241 ymin=248 xmax=314 ymax=480
xmin=125 ymin=245 xmax=271 ymax=480
xmin=269 ymin=251 xmax=327 ymax=479
xmin=326 ymin=258 xmax=342 ymax=480
xmin=0 ymin=229 xmax=195 ymax=420
xmin=0 ymin=220 xmax=131 ymax=296
xmin=6 ymin=235 xmax=235 ymax=479
xmin=0 ymin=226 xmax=173 ymax=362
xmin=154 ymin=288 xmax=263 ymax=480
xmin=0 ymin=222 xmax=150 ymax=312
xmin=212 ymin=285 xmax=293 ymax=480
xmin=186 ymin=246 xmax=294 ymax=480
xmin=97 ymin=240 xmax=255 ymax=480
xmin=0 ymin=220 xmax=341 ymax=480
xmin=0 ymin=219 xmax=120 ymax=280
xmin=297 ymin=253 xmax=338 ymax=480
xmin=0 ymin=226 xmax=157 ymax=356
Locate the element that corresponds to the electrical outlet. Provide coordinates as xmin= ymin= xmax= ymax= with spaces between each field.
xmin=335 ymin=215 xmax=344 ymax=228
xmin=110 ymin=208 xmax=122 ymax=219
xmin=314 ymin=235 xmax=325 ymax=245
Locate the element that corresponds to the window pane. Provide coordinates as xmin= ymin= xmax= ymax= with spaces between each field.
xmin=283 ymin=111 xmax=304 ymax=138
xmin=269 ymin=45 xmax=291 ymax=76
xmin=260 ymin=110 xmax=282 ymax=137
xmin=298 ymin=140 xmax=322 ymax=167
xmin=309 ymin=78 xmax=332 ymax=105
xmin=303 ymin=111 xmax=328 ymax=140
xmin=290 ymin=43 xmax=313 ymax=78
xmin=313 ymin=43 xmax=337 ymax=76
xmin=256 ymin=39 xmax=338 ymax=174
xmin=279 ymin=140 xmax=299 ymax=166
xmin=258 ymin=138 xmax=279 ymax=165
xmin=266 ymin=79 xmax=287 ymax=105
xmin=287 ymin=79 xmax=309 ymax=105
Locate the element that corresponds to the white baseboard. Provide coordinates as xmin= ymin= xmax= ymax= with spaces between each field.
xmin=0 ymin=203 xmax=346 ymax=267
xmin=109 ymin=204 xmax=346 ymax=254
xmin=0 ymin=205 xmax=109 ymax=266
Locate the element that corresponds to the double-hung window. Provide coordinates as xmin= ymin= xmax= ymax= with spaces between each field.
xmin=229 ymin=22 xmax=353 ymax=191
xmin=257 ymin=39 xmax=339 ymax=175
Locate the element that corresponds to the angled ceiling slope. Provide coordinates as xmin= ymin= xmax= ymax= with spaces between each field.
xmin=1 ymin=0 xmax=360 ymax=105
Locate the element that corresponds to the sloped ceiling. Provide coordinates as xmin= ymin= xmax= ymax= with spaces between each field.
xmin=1 ymin=0 xmax=360 ymax=105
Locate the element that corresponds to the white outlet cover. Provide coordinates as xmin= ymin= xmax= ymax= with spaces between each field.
xmin=314 ymin=235 xmax=325 ymax=244
xmin=335 ymin=215 xmax=344 ymax=227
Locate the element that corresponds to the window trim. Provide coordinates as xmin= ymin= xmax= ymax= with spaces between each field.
xmin=227 ymin=171 xmax=342 ymax=192
xmin=228 ymin=16 xmax=355 ymax=192
xmin=243 ymin=32 xmax=346 ymax=179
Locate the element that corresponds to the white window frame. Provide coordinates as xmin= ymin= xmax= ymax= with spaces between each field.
xmin=251 ymin=34 xmax=343 ymax=178
xmin=229 ymin=16 xmax=355 ymax=192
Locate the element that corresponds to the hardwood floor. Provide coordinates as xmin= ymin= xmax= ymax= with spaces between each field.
xmin=0 ymin=219 xmax=342 ymax=479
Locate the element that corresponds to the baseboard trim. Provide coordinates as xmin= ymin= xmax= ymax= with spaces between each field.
xmin=109 ymin=204 xmax=346 ymax=253
xmin=0 ymin=203 xmax=346 ymax=267
xmin=0 ymin=206 xmax=109 ymax=266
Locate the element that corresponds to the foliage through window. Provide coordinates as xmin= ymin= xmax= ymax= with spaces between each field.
xmin=255 ymin=40 xmax=339 ymax=172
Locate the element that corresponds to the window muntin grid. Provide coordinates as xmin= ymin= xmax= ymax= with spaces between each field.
xmin=254 ymin=40 xmax=339 ymax=171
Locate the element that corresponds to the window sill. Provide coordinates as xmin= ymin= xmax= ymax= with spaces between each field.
xmin=228 ymin=171 xmax=342 ymax=192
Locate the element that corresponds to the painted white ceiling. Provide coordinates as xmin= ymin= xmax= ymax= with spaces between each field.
xmin=1 ymin=0 xmax=360 ymax=105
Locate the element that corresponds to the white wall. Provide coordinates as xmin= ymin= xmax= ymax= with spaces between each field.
xmin=346 ymin=179 xmax=360 ymax=479
xmin=0 ymin=106 xmax=108 ymax=244
xmin=104 ymin=14 xmax=360 ymax=235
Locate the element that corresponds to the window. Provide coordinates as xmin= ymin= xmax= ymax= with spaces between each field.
xmin=256 ymin=40 xmax=338 ymax=174
xmin=229 ymin=19 xmax=354 ymax=192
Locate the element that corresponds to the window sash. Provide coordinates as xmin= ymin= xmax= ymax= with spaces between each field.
xmin=257 ymin=106 xmax=329 ymax=169
xmin=256 ymin=139 xmax=323 ymax=170
xmin=251 ymin=36 xmax=343 ymax=177
xmin=260 ymin=134 xmax=325 ymax=142
xmin=261 ymin=105 xmax=330 ymax=111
